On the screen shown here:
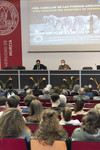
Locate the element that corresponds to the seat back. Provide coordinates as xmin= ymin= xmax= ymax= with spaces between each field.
xmin=63 ymin=125 xmax=80 ymax=137
xmin=82 ymin=67 xmax=93 ymax=70
xmin=0 ymin=138 xmax=28 ymax=150
xmin=3 ymin=67 xmax=12 ymax=70
xmin=31 ymin=139 xmax=67 ymax=150
xmin=72 ymin=139 xmax=100 ymax=150
xmin=26 ymin=123 xmax=39 ymax=134
xmin=72 ymin=114 xmax=85 ymax=122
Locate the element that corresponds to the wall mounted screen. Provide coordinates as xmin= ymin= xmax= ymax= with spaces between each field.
xmin=28 ymin=0 xmax=100 ymax=52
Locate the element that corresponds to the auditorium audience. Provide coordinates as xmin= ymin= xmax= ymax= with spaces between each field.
xmin=71 ymin=84 xmax=80 ymax=96
xmin=85 ymin=84 xmax=94 ymax=98
xmin=71 ymin=109 xmax=100 ymax=140
xmin=60 ymin=84 xmax=69 ymax=96
xmin=53 ymin=86 xmax=61 ymax=95
xmin=72 ymin=98 xmax=85 ymax=115
xmin=58 ymin=60 xmax=71 ymax=70
xmin=32 ymin=83 xmax=43 ymax=96
xmin=26 ymin=100 xmax=43 ymax=123
xmin=0 ymin=96 xmax=7 ymax=112
xmin=73 ymin=87 xmax=90 ymax=101
xmin=0 ymin=85 xmax=5 ymax=96
xmin=93 ymin=89 xmax=100 ymax=100
xmin=22 ymin=94 xmax=36 ymax=113
xmin=50 ymin=93 xmax=61 ymax=113
xmin=33 ymin=109 xmax=69 ymax=145
xmin=58 ymin=94 xmax=73 ymax=108
xmin=38 ymin=87 xmax=51 ymax=100
xmin=59 ymin=107 xmax=81 ymax=125
xmin=19 ymin=85 xmax=30 ymax=97
xmin=45 ymin=84 xmax=53 ymax=95
xmin=5 ymin=84 xmax=18 ymax=98
xmin=7 ymin=95 xmax=20 ymax=108
xmin=0 ymin=108 xmax=31 ymax=142
xmin=94 ymin=103 xmax=100 ymax=113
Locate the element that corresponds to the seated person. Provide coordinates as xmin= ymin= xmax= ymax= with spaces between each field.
xmin=22 ymin=94 xmax=36 ymax=113
xmin=58 ymin=94 xmax=73 ymax=108
xmin=71 ymin=109 xmax=100 ymax=140
xmin=33 ymin=109 xmax=69 ymax=145
xmin=26 ymin=100 xmax=43 ymax=123
xmin=71 ymin=84 xmax=80 ymax=96
xmin=33 ymin=83 xmax=43 ymax=96
xmin=38 ymin=87 xmax=51 ymax=100
xmin=33 ymin=60 xmax=47 ymax=70
xmin=58 ymin=60 xmax=71 ymax=70
xmin=93 ymin=89 xmax=100 ymax=100
xmin=72 ymin=98 xmax=86 ymax=115
xmin=59 ymin=107 xmax=81 ymax=125
xmin=0 ymin=108 xmax=31 ymax=142
xmin=50 ymin=93 xmax=61 ymax=114
xmin=19 ymin=85 xmax=30 ymax=97
xmin=5 ymin=84 xmax=18 ymax=98
xmin=85 ymin=84 xmax=94 ymax=98
xmin=73 ymin=88 xmax=90 ymax=101
xmin=0 ymin=96 xmax=7 ymax=112
xmin=0 ymin=85 xmax=5 ymax=96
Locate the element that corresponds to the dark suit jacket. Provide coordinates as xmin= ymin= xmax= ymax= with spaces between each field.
xmin=33 ymin=64 xmax=47 ymax=70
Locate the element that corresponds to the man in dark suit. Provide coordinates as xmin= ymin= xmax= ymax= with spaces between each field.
xmin=33 ymin=60 xmax=47 ymax=70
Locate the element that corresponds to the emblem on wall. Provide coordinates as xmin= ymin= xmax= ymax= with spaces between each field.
xmin=0 ymin=1 xmax=19 ymax=36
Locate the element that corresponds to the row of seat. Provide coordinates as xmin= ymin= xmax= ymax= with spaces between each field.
xmin=0 ymin=137 xmax=100 ymax=150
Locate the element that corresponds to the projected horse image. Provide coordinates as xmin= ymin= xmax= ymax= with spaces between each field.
xmin=30 ymin=15 xmax=100 ymax=44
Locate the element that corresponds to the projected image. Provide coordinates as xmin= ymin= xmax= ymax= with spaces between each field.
xmin=30 ymin=14 xmax=100 ymax=45
xmin=29 ymin=0 xmax=100 ymax=51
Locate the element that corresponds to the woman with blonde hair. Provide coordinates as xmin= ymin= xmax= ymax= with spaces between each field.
xmin=0 ymin=108 xmax=31 ymax=141
xmin=33 ymin=109 xmax=69 ymax=145
xmin=26 ymin=100 xmax=43 ymax=123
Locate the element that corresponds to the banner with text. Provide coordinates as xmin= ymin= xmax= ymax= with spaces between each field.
xmin=0 ymin=0 xmax=22 ymax=70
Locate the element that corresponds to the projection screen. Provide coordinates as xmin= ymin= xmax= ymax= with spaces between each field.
xmin=28 ymin=0 xmax=100 ymax=52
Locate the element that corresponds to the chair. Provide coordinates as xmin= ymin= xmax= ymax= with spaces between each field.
xmin=97 ymin=65 xmax=100 ymax=70
xmin=63 ymin=125 xmax=80 ymax=137
xmin=26 ymin=122 xmax=39 ymax=134
xmin=82 ymin=67 xmax=93 ymax=70
xmin=72 ymin=114 xmax=85 ymax=122
xmin=3 ymin=67 xmax=12 ymax=70
xmin=0 ymin=137 xmax=28 ymax=150
xmin=13 ymin=66 xmax=26 ymax=70
xmin=72 ymin=138 xmax=100 ymax=150
xmin=84 ymin=103 xmax=96 ymax=108
xmin=31 ymin=139 xmax=68 ymax=150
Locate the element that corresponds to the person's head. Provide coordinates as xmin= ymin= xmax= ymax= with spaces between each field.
xmin=72 ymin=84 xmax=80 ymax=93
xmin=61 ymin=107 xmax=72 ymax=121
xmin=84 ymin=85 xmax=88 ymax=92
xmin=8 ymin=84 xmax=14 ymax=90
xmin=34 ymin=109 xmax=65 ymax=145
xmin=24 ymin=94 xmax=36 ymax=107
xmin=53 ymin=86 xmax=60 ymax=94
xmin=61 ymin=84 xmax=67 ymax=90
xmin=88 ymin=84 xmax=93 ymax=92
xmin=0 ymin=96 xmax=7 ymax=106
xmin=51 ymin=93 xmax=60 ymax=106
xmin=46 ymin=84 xmax=52 ymax=90
xmin=26 ymin=88 xmax=33 ymax=95
xmin=59 ymin=94 xmax=67 ymax=104
xmin=36 ymin=60 xmax=40 ymax=65
xmin=43 ymin=88 xmax=50 ymax=95
xmin=30 ymin=100 xmax=43 ymax=116
xmin=24 ymin=85 xmax=30 ymax=92
xmin=74 ymin=98 xmax=84 ymax=113
xmin=94 ymin=104 xmax=100 ymax=113
xmin=7 ymin=95 xmax=20 ymax=108
xmin=61 ymin=60 xmax=65 ymax=66
xmin=78 ymin=88 xmax=85 ymax=95
xmin=82 ymin=109 xmax=100 ymax=134
xmin=0 ymin=108 xmax=30 ymax=138
xmin=97 ymin=90 xmax=100 ymax=96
